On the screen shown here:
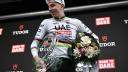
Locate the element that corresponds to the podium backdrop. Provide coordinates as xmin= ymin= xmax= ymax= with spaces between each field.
xmin=0 ymin=4 xmax=128 ymax=72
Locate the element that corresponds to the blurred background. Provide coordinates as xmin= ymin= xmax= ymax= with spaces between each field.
xmin=0 ymin=0 xmax=127 ymax=16
xmin=0 ymin=0 xmax=128 ymax=72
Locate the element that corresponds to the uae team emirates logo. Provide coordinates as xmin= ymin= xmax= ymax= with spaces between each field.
xmin=0 ymin=28 xmax=3 ymax=36
xmin=11 ymin=44 xmax=25 ymax=53
xmin=96 ymin=17 xmax=111 ymax=26
xmin=98 ymin=59 xmax=116 ymax=69
xmin=13 ymin=24 xmax=29 ymax=35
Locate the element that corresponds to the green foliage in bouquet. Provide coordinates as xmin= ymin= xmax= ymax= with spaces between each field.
xmin=73 ymin=32 xmax=100 ymax=64
xmin=32 ymin=58 xmax=38 ymax=72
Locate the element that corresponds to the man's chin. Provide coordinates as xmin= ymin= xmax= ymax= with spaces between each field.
xmin=52 ymin=15 xmax=59 ymax=19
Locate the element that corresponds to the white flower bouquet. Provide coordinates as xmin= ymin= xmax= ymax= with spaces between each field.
xmin=73 ymin=32 xmax=100 ymax=63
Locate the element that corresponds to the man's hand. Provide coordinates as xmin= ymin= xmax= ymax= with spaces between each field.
xmin=91 ymin=33 xmax=99 ymax=43
xmin=34 ymin=56 xmax=47 ymax=72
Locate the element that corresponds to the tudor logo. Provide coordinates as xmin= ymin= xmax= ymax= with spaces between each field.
xmin=99 ymin=35 xmax=116 ymax=47
xmin=101 ymin=35 xmax=108 ymax=42
xmin=13 ymin=24 xmax=29 ymax=35
xmin=12 ymin=64 xmax=18 ymax=71
xmin=6 ymin=64 xmax=23 ymax=72
xmin=19 ymin=25 xmax=24 ymax=30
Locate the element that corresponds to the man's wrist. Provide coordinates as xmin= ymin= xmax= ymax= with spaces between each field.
xmin=31 ymin=48 xmax=39 ymax=57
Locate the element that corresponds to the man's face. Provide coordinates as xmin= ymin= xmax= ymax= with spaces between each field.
xmin=48 ymin=2 xmax=63 ymax=18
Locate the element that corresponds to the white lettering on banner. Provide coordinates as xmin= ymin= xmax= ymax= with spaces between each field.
xmin=124 ymin=20 xmax=128 ymax=24
xmin=0 ymin=28 xmax=3 ymax=36
xmin=98 ymin=59 xmax=115 ymax=69
xmin=96 ymin=17 xmax=111 ymax=25
xmin=11 ymin=44 xmax=25 ymax=53
xmin=13 ymin=30 xmax=29 ymax=35
xmin=99 ymin=42 xmax=116 ymax=47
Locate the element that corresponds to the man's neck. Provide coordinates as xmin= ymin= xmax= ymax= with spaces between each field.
xmin=54 ymin=15 xmax=66 ymax=20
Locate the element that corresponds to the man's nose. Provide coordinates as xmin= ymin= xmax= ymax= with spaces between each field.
xmin=49 ymin=7 xmax=54 ymax=10
xmin=49 ymin=7 xmax=55 ymax=12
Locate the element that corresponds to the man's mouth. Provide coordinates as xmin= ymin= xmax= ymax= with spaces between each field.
xmin=49 ymin=9 xmax=56 ymax=13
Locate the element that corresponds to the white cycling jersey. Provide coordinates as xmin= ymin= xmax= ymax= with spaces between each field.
xmin=31 ymin=17 xmax=99 ymax=58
